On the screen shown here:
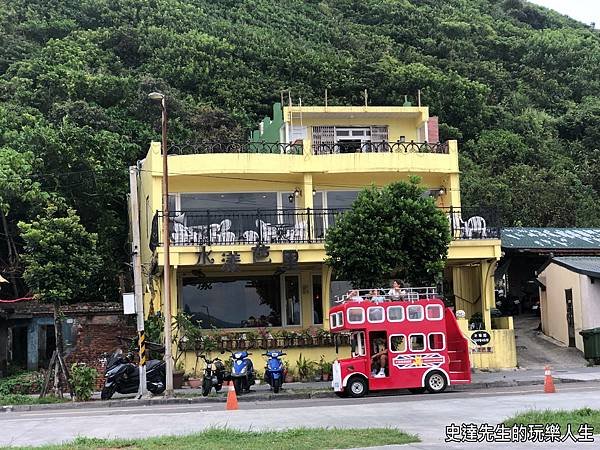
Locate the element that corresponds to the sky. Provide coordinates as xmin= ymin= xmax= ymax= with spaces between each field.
xmin=528 ymin=0 xmax=600 ymax=27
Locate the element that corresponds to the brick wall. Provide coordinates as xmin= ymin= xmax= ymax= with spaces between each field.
xmin=428 ymin=116 xmax=440 ymax=143
xmin=66 ymin=316 xmax=135 ymax=389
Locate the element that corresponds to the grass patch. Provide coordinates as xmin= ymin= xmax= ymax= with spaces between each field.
xmin=0 ymin=394 xmax=69 ymax=406
xmin=11 ymin=427 xmax=418 ymax=449
xmin=504 ymin=407 xmax=600 ymax=431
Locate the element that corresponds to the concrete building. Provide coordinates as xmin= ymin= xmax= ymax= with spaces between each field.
xmin=537 ymin=257 xmax=600 ymax=352
xmin=134 ymin=101 xmax=515 ymax=371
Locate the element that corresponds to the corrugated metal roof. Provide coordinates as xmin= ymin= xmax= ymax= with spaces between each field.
xmin=501 ymin=228 xmax=600 ymax=250
xmin=542 ymin=256 xmax=600 ymax=279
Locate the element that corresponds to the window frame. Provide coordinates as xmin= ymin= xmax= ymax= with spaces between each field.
xmin=406 ymin=304 xmax=425 ymax=322
xmin=387 ymin=305 xmax=405 ymax=322
xmin=426 ymin=304 xmax=444 ymax=321
xmin=389 ymin=334 xmax=407 ymax=354
xmin=409 ymin=333 xmax=426 ymax=352
xmin=311 ymin=273 xmax=323 ymax=325
xmin=281 ymin=273 xmax=301 ymax=327
xmin=367 ymin=306 xmax=385 ymax=323
xmin=347 ymin=307 xmax=365 ymax=324
xmin=428 ymin=332 xmax=446 ymax=351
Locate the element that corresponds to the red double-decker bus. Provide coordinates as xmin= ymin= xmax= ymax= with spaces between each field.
xmin=329 ymin=287 xmax=471 ymax=397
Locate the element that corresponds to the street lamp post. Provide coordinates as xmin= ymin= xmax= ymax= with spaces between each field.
xmin=148 ymin=91 xmax=173 ymax=396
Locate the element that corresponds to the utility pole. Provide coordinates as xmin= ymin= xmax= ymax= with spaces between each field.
xmin=148 ymin=91 xmax=173 ymax=396
xmin=129 ymin=165 xmax=147 ymax=398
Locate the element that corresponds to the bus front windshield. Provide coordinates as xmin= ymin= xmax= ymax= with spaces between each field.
xmin=350 ymin=331 xmax=366 ymax=357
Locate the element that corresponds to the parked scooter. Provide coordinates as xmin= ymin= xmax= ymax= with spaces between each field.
xmin=222 ymin=349 xmax=255 ymax=395
xmin=100 ymin=349 xmax=166 ymax=400
xmin=199 ymin=354 xmax=226 ymax=396
xmin=263 ymin=351 xmax=286 ymax=393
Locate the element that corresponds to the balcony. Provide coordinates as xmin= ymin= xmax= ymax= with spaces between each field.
xmin=166 ymin=141 xmax=448 ymax=156
xmin=153 ymin=207 xmax=500 ymax=247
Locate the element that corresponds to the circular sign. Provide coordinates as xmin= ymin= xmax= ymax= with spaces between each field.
xmin=471 ymin=331 xmax=491 ymax=346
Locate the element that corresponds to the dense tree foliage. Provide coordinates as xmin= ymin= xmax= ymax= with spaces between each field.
xmin=325 ymin=180 xmax=451 ymax=286
xmin=1 ymin=0 xmax=600 ymax=300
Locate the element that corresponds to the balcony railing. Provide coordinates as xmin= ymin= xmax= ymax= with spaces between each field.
xmin=153 ymin=206 xmax=499 ymax=247
xmin=168 ymin=141 xmax=303 ymax=155
xmin=165 ymin=140 xmax=448 ymax=156
xmin=312 ymin=140 xmax=449 ymax=155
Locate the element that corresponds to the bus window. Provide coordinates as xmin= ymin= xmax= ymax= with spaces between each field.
xmin=367 ymin=306 xmax=384 ymax=323
xmin=426 ymin=304 xmax=443 ymax=321
xmin=351 ymin=331 xmax=366 ymax=357
xmin=389 ymin=334 xmax=406 ymax=353
xmin=428 ymin=332 xmax=445 ymax=351
xmin=387 ymin=306 xmax=404 ymax=322
xmin=347 ymin=307 xmax=365 ymax=324
xmin=409 ymin=334 xmax=425 ymax=352
xmin=407 ymin=305 xmax=424 ymax=321
xmin=330 ymin=313 xmax=338 ymax=328
xmin=337 ymin=311 xmax=344 ymax=326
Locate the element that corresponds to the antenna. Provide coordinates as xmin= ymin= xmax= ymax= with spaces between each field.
xmin=280 ymin=91 xmax=284 ymax=106
xmin=364 ymin=89 xmax=368 ymax=107
xmin=325 ymin=88 xmax=328 ymax=108
xmin=299 ymin=97 xmax=303 ymax=127
xmin=417 ymin=89 xmax=422 ymax=107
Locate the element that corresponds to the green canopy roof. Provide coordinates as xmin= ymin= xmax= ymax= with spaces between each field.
xmin=501 ymin=228 xmax=600 ymax=250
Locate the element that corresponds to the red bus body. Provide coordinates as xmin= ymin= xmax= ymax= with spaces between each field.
xmin=329 ymin=297 xmax=471 ymax=397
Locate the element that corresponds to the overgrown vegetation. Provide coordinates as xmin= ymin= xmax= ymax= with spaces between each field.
xmin=0 ymin=371 xmax=43 ymax=395
xmin=0 ymin=394 xmax=68 ymax=406
xmin=7 ymin=427 xmax=419 ymax=449
xmin=1 ymin=0 xmax=600 ymax=302
xmin=69 ymin=363 xmax=98 ymax=401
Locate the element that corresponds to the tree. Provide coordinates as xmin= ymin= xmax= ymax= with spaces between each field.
xmin=18 ymin=206 xmax=100 ymax=359
xmin=325 ymin=180 xmax=451 ymax=287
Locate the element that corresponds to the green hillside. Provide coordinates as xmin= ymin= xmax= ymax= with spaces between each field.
xmin=1 ymin=0 xmax=600 ymax=300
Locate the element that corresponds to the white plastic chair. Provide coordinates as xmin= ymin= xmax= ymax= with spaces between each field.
xmin=256 ymin=219 xmax=277 ymax=243
xmin=171 ymin=222 xmax=189 ymax=245
xmin=448 ymin=212 xmax=466 ymax=238
xmin=242 ymin=230 xmax=259 ymax=243
xmin=286 ymin=221 xmax=307 ymax=242
xmin=465 ymin=216 xmax=487 ymax=238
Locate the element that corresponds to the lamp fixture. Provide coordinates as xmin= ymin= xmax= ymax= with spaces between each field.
xmin=312 ymin=189 xmax=316 ymax=196
xmin=438 ymin=187 xmax=446 ymax=196
xmin=294 ymin=187 xmax=301 ymax=197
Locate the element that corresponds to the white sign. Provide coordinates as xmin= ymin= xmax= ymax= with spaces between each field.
xmin=122 ymin=293 xmax=136 ymax=315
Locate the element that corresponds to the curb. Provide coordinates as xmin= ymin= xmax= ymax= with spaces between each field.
xmin=2 ymin=377 xmax=596 ymax=413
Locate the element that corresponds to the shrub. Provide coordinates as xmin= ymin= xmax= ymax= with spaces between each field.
xmin=70 ymin=363 xmax=98 ymax=401
xmin=0 ymin=371 xmax=44 ymax=395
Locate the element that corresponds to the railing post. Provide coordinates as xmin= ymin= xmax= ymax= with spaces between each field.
xmin=257 ymin=209 xmax=262 ymax=244
xmin=206 ymin=210 xmax=211 ymax=245
xmin=307 ymin=207 xmax=312 ymax=243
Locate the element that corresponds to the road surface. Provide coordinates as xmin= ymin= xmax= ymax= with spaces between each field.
xmin=2 ymin=382 xmax=599 ymax=448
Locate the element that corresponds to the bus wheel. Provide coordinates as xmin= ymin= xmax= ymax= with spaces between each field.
xmin=425 ymin=371 xmax=447 ymax=394
xmin=408 ymin=387 xmax=426 ymax=394
xmin=347 ymin=376 xmax=368 ymax=398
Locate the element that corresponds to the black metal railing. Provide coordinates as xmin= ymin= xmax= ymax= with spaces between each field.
xmin=313 ymin=140 xmax=449 ymax=155
xmin=154 ymin=206 xmax=499 ymax=246
xmin=168 ymin=141 xmax=303 ymax=155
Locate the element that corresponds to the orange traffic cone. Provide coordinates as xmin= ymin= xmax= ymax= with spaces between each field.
xmin=544 ymin=365 xmax=556 ymax=393
xmin=226 ymin=381 xmax=239 ymax=410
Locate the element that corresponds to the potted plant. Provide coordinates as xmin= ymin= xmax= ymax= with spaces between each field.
xmin=320 ymin=360 xmax=332 ymax=381
xmin=172 ymin=313 xmax=203 ymax=389
xmin=284 ymin=360 xmax=294 ymax=383
xmin=295 ymin=353 xmax=316 ymax=382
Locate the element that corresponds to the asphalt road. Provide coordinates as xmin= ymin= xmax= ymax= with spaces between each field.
xmin=2 ymin=382 xmax=600 ymax=448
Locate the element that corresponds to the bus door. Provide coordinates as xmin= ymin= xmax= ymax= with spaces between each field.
xmin=369 ymin=331 xmax=388 ymax=378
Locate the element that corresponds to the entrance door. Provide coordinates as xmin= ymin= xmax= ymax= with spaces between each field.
xmin=565 ymin=289 xmax=576 ymax=347
xmin=369 ymin=331 xmax=388 ymax=377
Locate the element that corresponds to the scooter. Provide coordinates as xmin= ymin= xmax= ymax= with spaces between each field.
xmin=222 ymin=349 xmax=255 ymax=395
xmin=100 ymin=349 xmax=166 ymax=400
xmin=263 ymin=350 xmax=286 ymax=393
xmin=199 ymin=354 xmax=226 ymax=396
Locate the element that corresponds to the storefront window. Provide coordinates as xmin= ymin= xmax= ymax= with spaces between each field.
xmin=181 ymin=275 xmax=282 ymax=328
xmin=312 ymin=275 xmax=323 ymax=324
xmin=284 ymin=275 xmax=301 ymax=326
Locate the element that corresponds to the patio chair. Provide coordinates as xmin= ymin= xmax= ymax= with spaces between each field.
xmin=448 ymin=211 xmax=466 ymax=238
xmin=215 ymin=219 xmax=236 ymax=244
xmin=286 ymin=221 xmax=308 ymax=242
xmin=242 ymin=230 xmax=259 ymax=243
xmin=465 ymin=216 xmax=487 ymax=238
xmin=255 ymin=219 xmax=277 ymax=243
xmin=171 ymin=222 xmax=190 ymax=245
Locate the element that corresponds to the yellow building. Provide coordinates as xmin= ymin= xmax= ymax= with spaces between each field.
xmin=134 ymin=102 xmax=516 ymax=373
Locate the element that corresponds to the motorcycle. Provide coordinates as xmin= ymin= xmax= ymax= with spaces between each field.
xmin=263 ymin=350 xmax=286 ymax=393
xmin=199 ymin=354 xmax=226 ymax=396
xmin=100 ymin=349 xmax=166 ymax=400
xmin=222 ymin=349 xmax=255 ymax=395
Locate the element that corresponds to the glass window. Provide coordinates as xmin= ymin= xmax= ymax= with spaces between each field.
xmin=312 ymin=275 xmax=323 ymax=325
xmin=409 ymin=334 xmax=425 ymax=352
xmin=347 ymin=307 xmax=365 ymax=324
xmin=284 ymin=275 xmax=301 ymax=326
xmin=387 ymin=306 xmax=404 ymax=322
xmin=181 ymin=275 xmax=281 ymax=328
xmin=389 ymin=335 xmax=406 ymax=353
xmin=429 ymin=333 xmax=445 ymax=351
xmin=351 ymin=331 xmax=366 ymax=357
xmin=336 ymin=311 xmax=344 ymax=327
xmin=330 ymin=279 xmax=352 ymax=306
xmin=329 ymin=314 xmax=337 ymax=328
xmin=426 ymin=304 xmax=444 ymax=320
xmin=367 ymin=306 xmax=384 ymax=323
xmin=407 ymin=305 xmax=424 ymax=321
xmin=180 ymin=192 xmax=277 ymax=211
xmin=326 ymin=191 xmax=359 ymax=210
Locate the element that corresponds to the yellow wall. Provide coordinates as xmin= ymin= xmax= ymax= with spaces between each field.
xmin=457 ymin=318 xmax=517 ymax=369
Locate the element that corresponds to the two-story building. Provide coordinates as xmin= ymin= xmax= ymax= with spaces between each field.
xmin=133 ymin=102 xmax=516 ymax=374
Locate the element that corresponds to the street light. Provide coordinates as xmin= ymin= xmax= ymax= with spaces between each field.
xmin=148 ymin=91 xmax=173 ymax=396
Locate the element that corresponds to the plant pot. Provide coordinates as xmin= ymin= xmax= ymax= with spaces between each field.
xmin=173 ymin=371 xmax=185 ymax=389
xmin=285 ymin=374 xmax=294 ymax=383
xmin=322 ymin=373 xmax=331 ymax=381
xmin=188 ymin=377 xmax=202 ymax=389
